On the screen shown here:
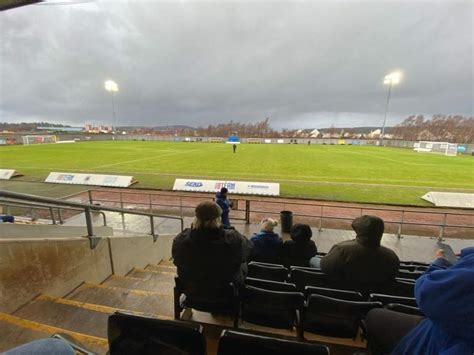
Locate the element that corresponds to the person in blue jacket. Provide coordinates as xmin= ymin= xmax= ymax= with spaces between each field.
xmin=367 ymin=246 xmax=474 ymax=355
xmin=215 ymin=187 xmax=232 ymax=227
xmin=250 ymin=218 xmax=282 ymax=263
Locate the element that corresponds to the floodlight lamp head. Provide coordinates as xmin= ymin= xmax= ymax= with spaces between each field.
xmin=384 ymin=71 xmax=402 ymax=85
xmin=104 ymin=80 xmax=119 ymax=92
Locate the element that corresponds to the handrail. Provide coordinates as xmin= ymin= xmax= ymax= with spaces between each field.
xmin=0 ymin=190 xmax=184 ymax=249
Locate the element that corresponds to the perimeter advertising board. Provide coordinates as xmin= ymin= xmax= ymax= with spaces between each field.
xmin=173 ymin=178 xmax=280 ymax=196
xmin=45 ymin=172 xmax=136 ymax=187
xmin=0 ymin=169 xmax=23 ymax=180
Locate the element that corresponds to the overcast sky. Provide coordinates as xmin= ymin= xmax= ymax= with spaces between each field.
xmin=0 ymin=0 xmax=472 ymax=129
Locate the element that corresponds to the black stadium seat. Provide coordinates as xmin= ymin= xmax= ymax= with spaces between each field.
xmin=305 ymin=286 xmax=364 ymax=301
xmin=290 ymin=268 xmax=329 ymax=291
xmin=108 ymin=311 xmax=206 ymax=355
xmin=248 ymin=262 xmax=288 ymax=282
xmin=369 ymin=293 xmax=418 ymax=307
xmin=385 ymin=303 xmax=425 ymax=317
xmin=239 ymin=285 xmax=304 ymax=330
xmin=396 ymin=270 xmax=423 ymax=280
xmin=289 ymin=265 xmax=323 ymax=273
xmin=245 ymin=277 xmax=297 ymax=292
xmin=300 ymin=294 xmax=382 ymax=339
xmin=174 ymin=277 xmax=239 ymax=326
xmin=217 ymin=330 xmax=330 ymax=355
xmin=380 ymin=278 xmax=415 ymax=297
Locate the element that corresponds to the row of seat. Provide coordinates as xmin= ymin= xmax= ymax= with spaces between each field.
xmin=248 ymin=262 xmax=417 ymax=297
xmin=54 ymin=311 xmax=330 ymax=354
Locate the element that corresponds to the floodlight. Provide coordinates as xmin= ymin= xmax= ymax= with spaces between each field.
xmin=384 ymin=71 xmax=402 ymax=85
xmin=104 ymin=80 xmax=119 ymax=92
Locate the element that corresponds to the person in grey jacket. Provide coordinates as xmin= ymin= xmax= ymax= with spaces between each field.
xmin=318 ymin=215 xmax=399 ymax=295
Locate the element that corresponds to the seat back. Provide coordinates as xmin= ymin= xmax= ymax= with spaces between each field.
xmin=290 ymin=268 xmax=329 ymax=291
xmin=217 ymin=330 xmax=329 ymax=355
xmin=240 ymin=285 xmax=304 ymax=329
xmin=380 ymin=278 xmax=415 ymax=297
xmin=305 ymin=286 xmax=363 ymax=301
xmin=248 ymin=262 xmax=288 ymax=282
xmin=108 ymin=311 xmax=206 ymax=355
xmin=303 ymin=294 xmax=382 ymax=338
xmin=369 ymin=293 xmax=417 ymax=307
xmin=385 ymin=303 xmax=424 ymax=317
xmin=290 ymin=266 xmax=323 ymax=273
xmin=245 ymin=277 xmax=297 ymax=292
xmin=174 ymin=277 xmax=237 ymax=316
xmin=396 ymin=270 xmax=423 ymax=280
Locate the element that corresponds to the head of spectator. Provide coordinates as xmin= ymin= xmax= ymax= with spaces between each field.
xmin=290 ymin=223 xmax=313 ymax=243
xmin=220 ymin=187 xmax=228 ymax=198
xmin=192 ymin=201 xmax=222 ymax=230
xmin=260 ymin=218 xmax=278 ymax=232
xmin=352 ymin=215 xmax=384 ymax=247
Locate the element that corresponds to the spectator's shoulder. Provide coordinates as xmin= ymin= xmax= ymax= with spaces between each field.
xmin=173 ymin=228 xmax=191 ymax=243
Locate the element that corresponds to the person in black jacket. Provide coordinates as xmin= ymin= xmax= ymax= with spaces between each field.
xmin=279 ymin=223 xmax=318 ymax=267
xmin=318 ymin=215 xmax=399 ymax=295
xmin=172 ymin=201 xmax=252 ymax=287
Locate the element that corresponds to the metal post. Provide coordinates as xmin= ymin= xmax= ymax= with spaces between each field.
xmin=88 ymin=190 xmax=93 ymax=205
xmin=398 ymin=210 xmax=404 ymax=239
xmin=150 ymin=216 xmax=158 ymax=242
xmin=49 ymin=207 xmax=56 ymax=225
xmin=179 ymin=197 xmax=183 ymax=217
xmin=58 ymin=208 xmax=63 ymax=224
xmin=380 ymin=81 xmax=392 ymax=146
xmin=31 ymin=208 xmax=37 ymax=221
xmin=319 ymin=205 xmax=323 ymax=231
xmin=245 ymin=200 xmax=250 ymax=224
xmin=149 ymin=194 xmax=153 ymax=213
xmin=438 ymin=213 xmax=447 ymax=241
xmin=85 ymin=206 xmax=101 ymax=249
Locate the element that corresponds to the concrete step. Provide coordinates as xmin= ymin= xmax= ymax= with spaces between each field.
xmin=0 ymin=312 xmax=108 ymax=354
xmin=126 ymin=268 xmax=175 ymax=291
xmin=146 ymin=264 xmax=176 ymax=274
xmin=158 ymin=259 xmax=175 ymax=267
xmin=103 ymin=275 xmax=173 ymax=294
xmin=67 ymin=283 xmax=174 ymax=317
xmin=13 ymin=295 xmax=113 ymax=338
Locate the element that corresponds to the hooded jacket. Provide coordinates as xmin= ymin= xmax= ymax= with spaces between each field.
xmin=215 ymin=192 xmax=230 ymax=214
xmin=279 ymin=224 xmax=318 ymax=267
xmin=250 ymin=231 xmax=283 ymax=263
xmin=392 ymin=247 xmax=474 ymax=355
xmin=172 ymin=227 xmax=252 ymax=286
xmin=320 ymin=215 xmax=399 ymax=294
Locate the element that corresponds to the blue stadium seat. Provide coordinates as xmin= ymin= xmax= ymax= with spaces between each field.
xmin=300 ymin=294 xmax=382 ymax=339
xmin=239 ymin=285 xmax=304 ymax=330
xmin=108 ymin=311 xmax=206 ymax=355
xmin=217 ymin=330 xmax=330 ymax=355
xmin=248 ymin=262 xmax=288 ymax=282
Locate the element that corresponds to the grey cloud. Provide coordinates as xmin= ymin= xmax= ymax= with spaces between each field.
xmin=0 ymin=0 xmax=472 ymax=129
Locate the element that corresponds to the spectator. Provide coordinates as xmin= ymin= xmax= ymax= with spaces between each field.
xmin=250 ymin=218 xmax=282 ymax=263
xmin=279 ymin=223 xmax=318 ymax=267
xmin=366 ymin=247 xmax=474 ymax=355
xmin=172 ymin=201 xmax=252 ymax=287
xmin=317 ymin=215 xmax=399 ymax=294
xmin=215 ymin=187 xmax=232 ymax=227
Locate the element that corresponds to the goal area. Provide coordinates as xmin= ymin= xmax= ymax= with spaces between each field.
xmin=414 ymin=141 xmax=458 ymax=156
xmin=22 ymin=135 xmax=57 ymax=145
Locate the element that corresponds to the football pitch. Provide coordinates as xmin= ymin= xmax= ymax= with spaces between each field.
xmin=1 ymin=141 xmax=473 ymax=205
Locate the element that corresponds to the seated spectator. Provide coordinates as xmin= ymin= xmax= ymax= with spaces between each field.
xmin=172 ymin=201 xmax=252 ymax=287
xmin=367 ymin=247 xmax=474 ymax=355
xmin=279 ymin=223 xmax=318 ymax=267
xmin=250 ymin=218 xmax=282 ymax=263
xmin=317 ymin=215 xmax=399 ymax=294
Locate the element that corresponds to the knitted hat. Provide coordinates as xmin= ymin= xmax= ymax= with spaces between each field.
xmin=261 ymin=218 xmax=278 ymax=232
xmin=195 ymin=201 xmax=222 ymax=221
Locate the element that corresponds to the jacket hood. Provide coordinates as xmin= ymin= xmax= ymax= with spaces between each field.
xmin=352 ymin=215 xmax=384 ymax=248
xmin=290 ymin=224 xmax=313 ymax=242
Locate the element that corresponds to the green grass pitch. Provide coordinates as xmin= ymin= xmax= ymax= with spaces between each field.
xmin=1 ymin=141 xmax=473 ymax=205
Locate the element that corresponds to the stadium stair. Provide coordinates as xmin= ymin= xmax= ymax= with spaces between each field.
xmin=0 ymin=259 xmax=364 ymax=354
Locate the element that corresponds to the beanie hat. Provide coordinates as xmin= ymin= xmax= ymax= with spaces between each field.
xmin=195 ymin=201 xmax=222 ymax=221
xmin=261 ymin=218 xmax=278 ymax=232
xmin=352 ymin=215 xmax=384 ymax=247
xmin=290 ymin=223 xmax=312 ymax=242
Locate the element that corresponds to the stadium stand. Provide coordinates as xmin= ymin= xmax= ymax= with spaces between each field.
xmin=245 ymin=277 xmax=297 ymax=292
xmin=247 ymin=262 xmax=288 ymax=282
xmin=304 ymin=286 xmax=364 ymax=302
xmin=290 ymin=268 xmax=329 ymax=291
xmin=217 ymin=330 xmax=330 ymax=355
xmin=368 ymin=293 xmax=418 ymax=307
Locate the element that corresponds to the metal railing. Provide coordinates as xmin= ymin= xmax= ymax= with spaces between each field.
xmin=79 ymin=188 xmax=474 ymax=240
xmin=0 ymin=190 xmax=184 ymax=249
